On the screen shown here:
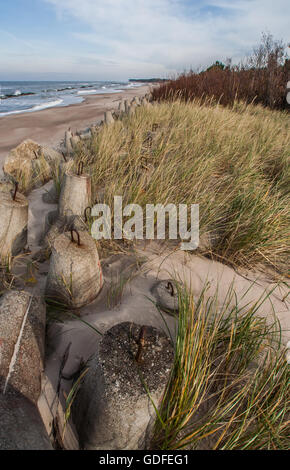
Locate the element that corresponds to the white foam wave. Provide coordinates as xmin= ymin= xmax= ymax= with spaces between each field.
xmin=31 ymin=99 xmax=63 ymax=111
xmin=77 ymin=89 xmax=98 ymax=95
xmin=124 ymin=83 xmax=141 ymax=88
xmin=14 ymin=90 xmax=21 ymax=96
xmin=0 ymin=98 xmax=63 ymax=117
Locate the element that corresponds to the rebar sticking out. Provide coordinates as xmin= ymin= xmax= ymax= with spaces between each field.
xmin=70 ymin=229 xmax=81 ymax=246
xmin=135 ymin=326 xmax=146 ymax=364
xmin=12 ymin=181 xmax=18 ymax=201
xmin=84 ymin=206 xmax=92 ymax=223
xmin=166 ymin=281 xmax=175 ymax=297
xmin=77 ymin=161 xmax=84 ymax=176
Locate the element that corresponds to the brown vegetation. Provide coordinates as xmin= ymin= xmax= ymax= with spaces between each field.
xmin=153 ymin=33 xmax=289 ymax=110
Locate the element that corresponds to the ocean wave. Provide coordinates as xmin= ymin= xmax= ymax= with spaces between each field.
xmin=30 ymin=99 xmax=63 ymax=111
xmin=0 ymin=98 xmax=63 ymax=117
xmin=0 ymin=91 xmax=35 ymax=99
xmin=124 ymin=83 xmax=139 ymax=88
xmin=77 ymin=89 xmax=98 ymax=95
xmin=55 ymin=86 xmax=77 ymax=92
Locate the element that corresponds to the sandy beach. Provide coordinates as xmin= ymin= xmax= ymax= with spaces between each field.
xmin=0 ymin=85 xmax=150 ymax=167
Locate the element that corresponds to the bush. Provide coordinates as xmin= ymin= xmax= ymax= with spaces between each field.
xmin=152 ymin=33 xmax=289 ymax=110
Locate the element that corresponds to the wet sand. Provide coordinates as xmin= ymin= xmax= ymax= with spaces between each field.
xmin=0 ymin=85 xmax=150 ymax=167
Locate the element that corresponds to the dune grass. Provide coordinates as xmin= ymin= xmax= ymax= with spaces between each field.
xmin=150 ymin=284 xmax=289 ymax=450
xmin=8 ymin=152 xmax=53 ymax=195
xmin=0 ymin=260 xmax=15 ymax=295
xmin=71 ymin=99 xmax=289 ymax=274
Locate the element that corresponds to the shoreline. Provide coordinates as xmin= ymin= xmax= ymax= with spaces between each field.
xmin=0 ymin=84 xmax=150 ymax=167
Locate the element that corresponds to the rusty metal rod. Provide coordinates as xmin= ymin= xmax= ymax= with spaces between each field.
xmin=12 ymin=181 xmax=19 ymax=201
xmin=84 ymin=206 xmax=92 ymax=223
xmin=70 ymin=229 xmax=81 ymax=246
xmin=77 ymin=161 xmax=84 ymax=176
xmin=135 ymin=326 xmax=146 ymax=364
xmin=166 ymin=281 xmax=175 ymax=297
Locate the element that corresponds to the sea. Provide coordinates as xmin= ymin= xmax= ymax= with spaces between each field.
xmin=0 ymin=80 xmax=142 ymax=117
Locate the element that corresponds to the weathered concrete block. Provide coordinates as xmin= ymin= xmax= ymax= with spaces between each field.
xmin=42 ymin=182 xmax=59 ymax=204
xmin=41 ymin=146 xmax=63 ymax=164
xmin=0 ymin=174 xmax=14 ymax=194
xmin=43 ymin=216 xmax=67 ymax=251
xmin=4 ymin=140 xmax=51 ymax=187
xmin=65 ymin=130 xmax=73 ymax=155
xmin=73 ymin=322 xmax=173 ymax=450
xmin=0 ymin=189 xmax=28 ymax=260
xmin=118 ymin=100 xmax=125 ymax=113
xmin=4 ymin=139 xmax=40 ymax=179
xmin=31 ymin=157 xmax=52 ymax=184
xmin=70 ymin=135 xmax=81 ymax=149
xmin=0 ymin=388 xmax=52 ymax=450
xmin=132 ymin=96 xmax=140 ymax=106
xmin=79 ymin=130 xmax=92 ymax=140
xmin=45 ymin=231 xmax=103 ymax=308
xmin=104 ymin=111 xmax=114 ymax=125
xmin=0 ymin=291 xmax=46 ymax=403
xmin=151 ymin=280 xmax=179 ymax=314
xmin=43 ymin=209 xmax=59 ymax=237
xmin=124 ymin=100 xmax=130 ymax=114
xmin=58 ymin=170 xmax=91 ymax=219
xmin=59 ymin=158 xmax=74 ymax=181
xmin=129 ymin=103 xmax=136 ymax=115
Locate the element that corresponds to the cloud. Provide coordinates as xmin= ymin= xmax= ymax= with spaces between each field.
xmin=42 ymin=0 xmax=289 ymax=78
xmin=0 ymin=29 xmax=37 ymax=50
xmin=2 ymin=0 xmax=289 ymax=80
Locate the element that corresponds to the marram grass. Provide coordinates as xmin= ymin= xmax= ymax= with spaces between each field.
xmin=150 ymin=283 xmax=290 ymax=450
xmin=72 ymin=99 xmax=289 ymax=273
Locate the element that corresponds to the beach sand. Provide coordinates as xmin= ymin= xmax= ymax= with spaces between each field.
xmin=0 ymin=85 xmax=150 ymax=167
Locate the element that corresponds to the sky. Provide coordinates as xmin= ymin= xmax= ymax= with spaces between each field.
xmin=0 ymin=0 xmax=289 ymax=81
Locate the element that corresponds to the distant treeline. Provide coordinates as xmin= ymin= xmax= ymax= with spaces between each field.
xmin=152 ymin=33 xmax=290 ymax=110
xmin=129 ymin=78 xmax=167 ymax=83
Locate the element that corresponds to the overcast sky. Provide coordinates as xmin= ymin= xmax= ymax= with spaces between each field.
xmin=0 ymin=0 xmax=289 ymax=81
